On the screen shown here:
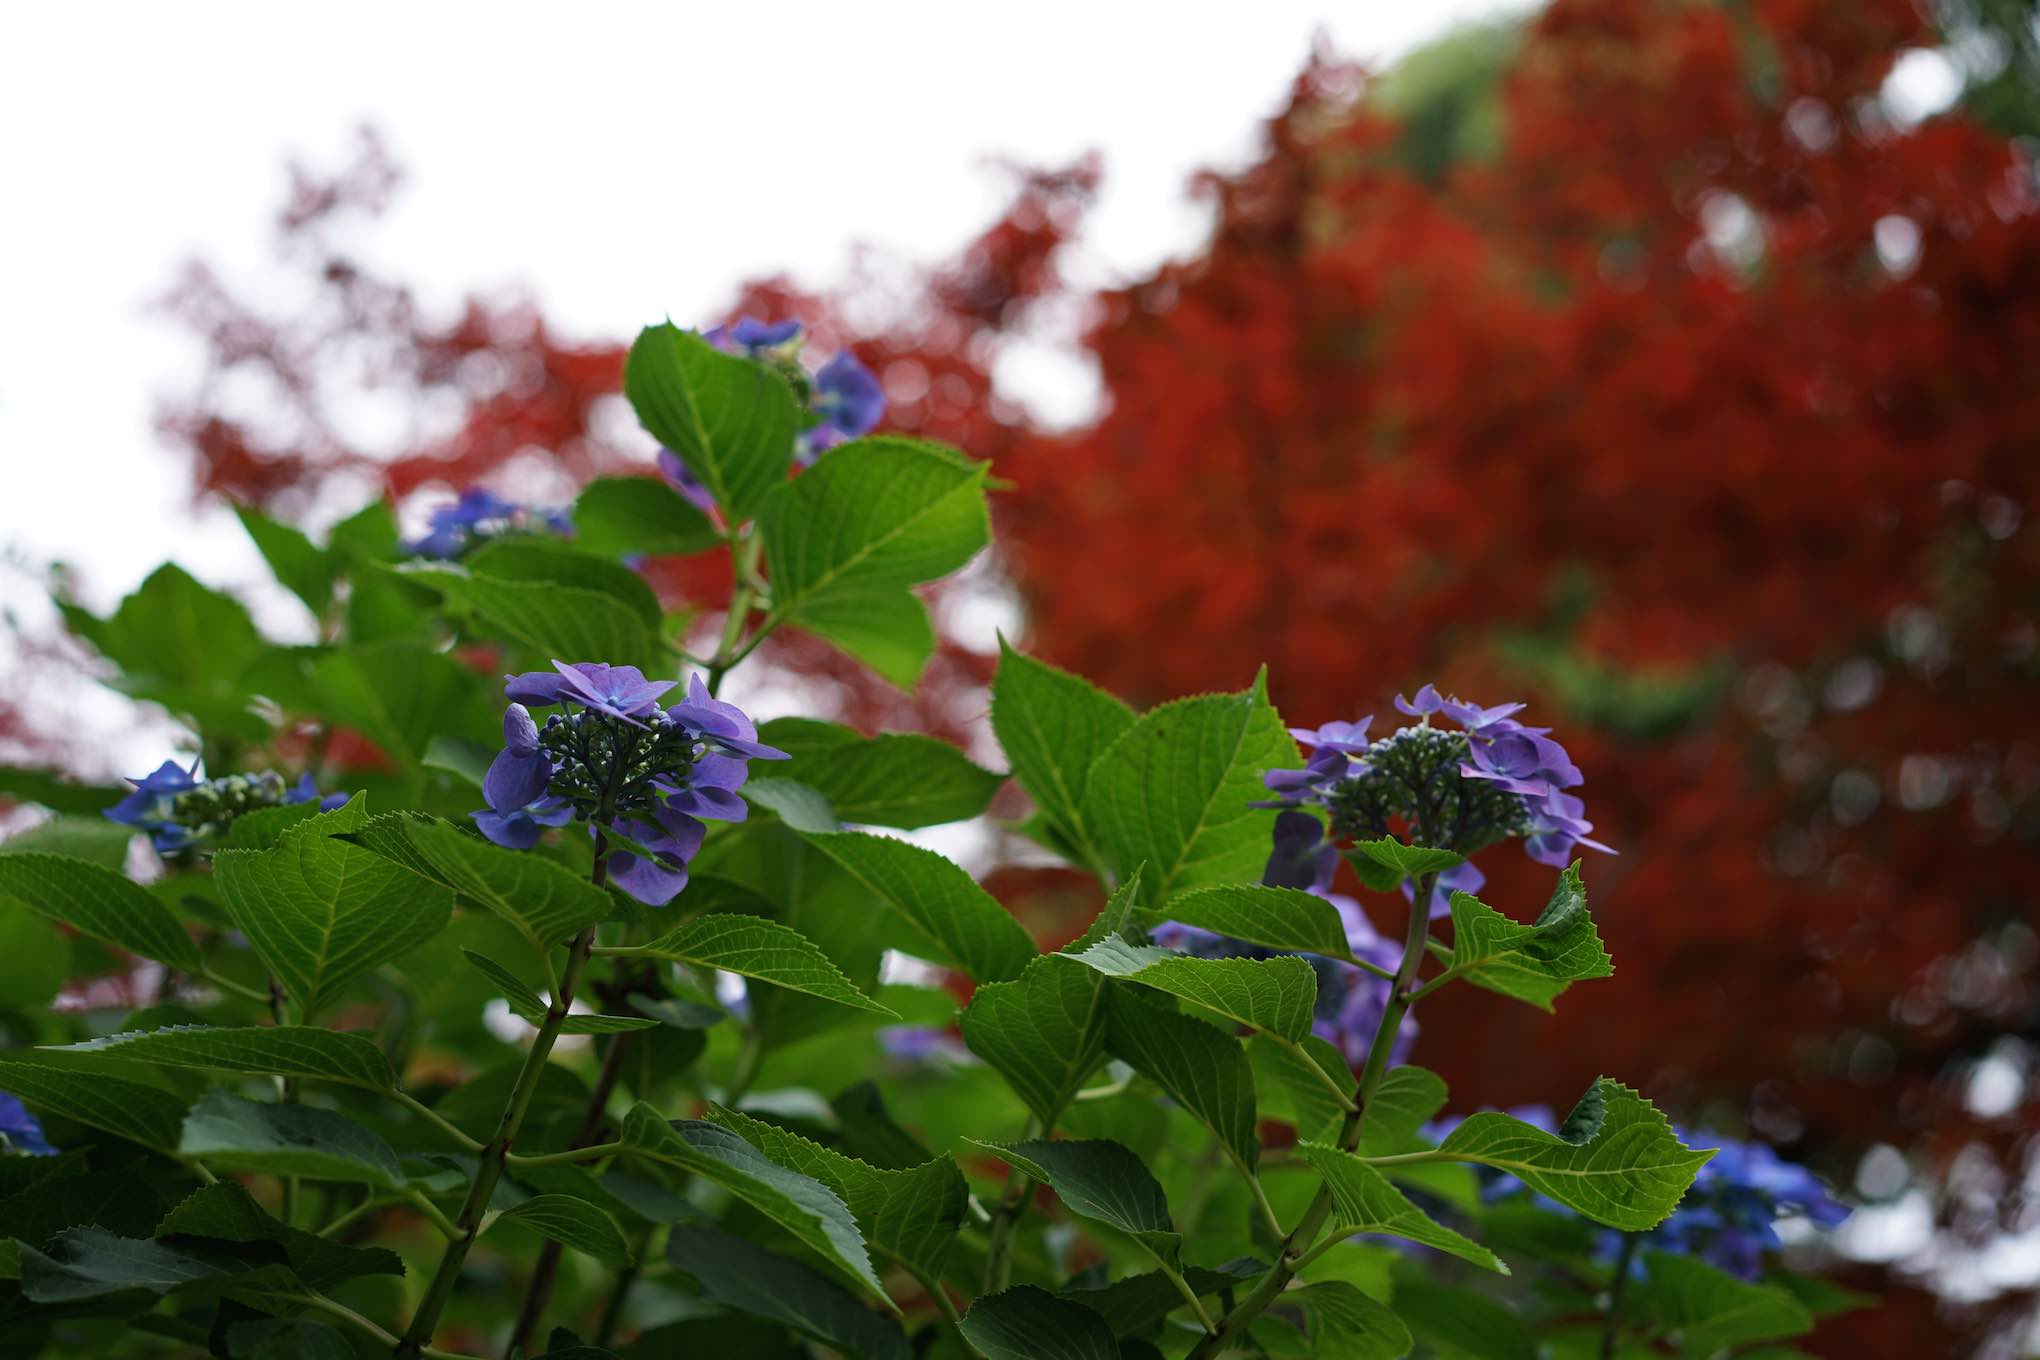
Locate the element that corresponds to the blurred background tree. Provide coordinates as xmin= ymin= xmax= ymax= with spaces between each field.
xmin=14 ymin=0 xmax=2036 ymax=1352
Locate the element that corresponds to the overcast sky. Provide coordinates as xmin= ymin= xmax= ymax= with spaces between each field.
xmin=1 ymin=1 xmax=1521 ymax=614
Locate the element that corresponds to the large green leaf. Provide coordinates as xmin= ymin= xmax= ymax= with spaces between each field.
xmin=214 ymin=822 xmax=453 ymax=1017
xmin=159 ymin=1181 xmax=401 ymax=1289
xmin=618 ymin=1105 xmax=887 ymax=1304
xmin=961 ymin=1285 xmax=1119 ymax=1360
xmin=707 ymin=1106 xmax=967 ymax=1282
xmin=178 ymin=1089 xmax=402 ymax=1188
xmin=1348 ymin=837 xmax=1465 ymax=883
xmin=1103 ymin=985 xmax=1259 ymax=1174
xmin=1643 ymin=1252 xmax=1815 ymax=1354
xmin=1073 ymin=945 xmax=1317 ymax=1044
xmin=1435 ymin=1079 xmax=1712 ymax=1230
xmin=570 ymin=474 xmax=722 ymax=558
xmin=17 ymin=1228 xmax=293 ymax=1302
xmin=1292 ymin=1281 xmax=1412 ymax=1360
xmin=47 ymin=1025 xmax=394 ymax=1090
xmin=0 ymin=814 xmax=137 ymax=866
xmin=1077 ymin=678 xmax=1295 ymax=907
xmin=60 ymin=564 xmax=266 ymax=704
xmin=957 ymin=953 xmax=1108 ymax=1128
xmin=625 ymin=322 xmax=802 ymax=521
xmin=494 ymin=1194 xmax=634 ymax=1267
xmin=386 ymin=816 xmax=608 ymax=953
xmin=630 ymin=914 xmax=893 ymax=1015
xmin=757 ymin=720 xmax=1005 ymax=828
xmin=235 ymin=505 xmax=333 ymax=616
xmin=0 ymin=852 xmax=201 ymax=972
xmin=1292 ymin=1144 xmax=1507 ymax=1273
xmin=393 ymin=562 xmax=667 ymax=675
xmin=1355 ymin=1066 xmax=1449 ymax=1155
xmin=1248 ymin=1033 xmax=1354 ymax=1143
xmin=464 ymin=538 xmax=664 ymax=627
xmin=665 ymin=1225 xmax=909 ymax=1360
xmin=1390 ymin=1279 xmax=1536 ymax=1360
xmin=798 ymin=830 xmax=1034 ymax=983
xmin=305 ymin=641 xmax=495 ymax=768
xmin=760 ymin=436 xmax=990 ymax=626
xmin=1443 ymin=864 xmax=1612 ymax=1010
xmin=788 ymin=588 xmax=935 ymax=690
xmin=1153 ymin=883 xmax=1368 ymax=966
xmin=988 ymin=642 xmax=1134 ymax=864
xmin=971 ymin=1138 xmax=1181 ymax=1271
xmin=0 ymin=1058 xmax=187 ymax=1153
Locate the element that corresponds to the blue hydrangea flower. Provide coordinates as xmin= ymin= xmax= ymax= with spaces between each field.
xmin=1263 ymin=685 xmax=1612 ymax=911
xmin=473 ymin=662 xmax=787 ymax=904
xmin=1628 ymin=1129 xmax=1851 ymax=1278
xmin=406 ymin=487 xmax=573 ymax=558
xmin=804 ymin=351 xmax=884 ymax=461
xmin=706 ymin=316 xmax=804 ymax=355
xmin=0 ymin=1091 xmax=56 ymax=1157
xmin=106 ymin=762 xmax=346 ymax=855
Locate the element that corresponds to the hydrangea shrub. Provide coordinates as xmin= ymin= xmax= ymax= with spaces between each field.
xmin=0 ymin=315 xmax=1862 ymax=1358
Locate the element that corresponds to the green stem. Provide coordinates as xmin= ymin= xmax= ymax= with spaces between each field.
xmin=317 ymin=1195 xmax=397 ymax=1239
xmin=907 ymin=1264 xmax=979 ymax=1358
xmin=401 ymin=1189 xmax=462 ymax=1241
xmin=199 ymin=969 xmax=273 ymax=1005
xmin=1185 ymin=873 xmax=1438 ymax=1360
xmin=723 ymin=1027 xmax=765 ymax=1105
xmin=504 ymin=1140 xmax=625 ymax=1170
xmin=1601 ymin=1232 xmax=1640 ymax=1359
xmin=706 ymin=533 xmax=764 ymax=696
xmin=392 ymin=1091 xmax=485 ymax=1154
xmin=395 ymin=920 xmax=603 ymax=1355
xmin=982 ymin=1114 xmax=1046 ymax=1293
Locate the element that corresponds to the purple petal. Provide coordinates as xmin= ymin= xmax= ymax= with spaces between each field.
xmin=473 ymin=807 xmax=544 ymax=850
xmin=503 ymin=703 xmax=540 ymax=755
xmin=505 ymin=670 xmax=573 ymax=706
xmin=484 ymin=747 xmax=552 ymax=813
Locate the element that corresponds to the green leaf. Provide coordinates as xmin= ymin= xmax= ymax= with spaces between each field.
xmin=63 ymin=563 xmax=266 ymax=701
xmin=0 ymin=767 xmax=127 ymax=817
xmin=0 ymin=814 xmax=137 ymax=866
xmin=392 ymin=562 xmax=667 ymax=675
xmin=1248 ymin=1033 xmax=1354 ymax=1142
xmin=1436 ymin=1079 xmax=1713 ymax=1230
xmin=570 ymin=474 xmax=722 ymax=558
xmin=494 ymin=1194 xmax=634 ymax=1266
xmin=215 ymin=824 xmax=453 ymax=1017
xmin=0 ymin=895 xmax=70 ymax=1007
xmin=1103 ymin=984 xmax=1260 ymax=1173
xmin=1643 ymin=1252 xmax=1814 ymax=1354
xmin=989 ymin=642 xmax=1135 ymax=862
xmin=1060 ymin=1262 xmax=1260 ymax=1339
xmin=225 ymin=1319 xmax=355 ymax=1360
xmin=788 ymin=588 xmax=935 ymax=689
xmin=235 ymin=505 xmax=333 ymax=615
xmin=0 ymin=1057 xmax=187 ymax=1153
xmin=1348 ymin=837 xmax=1466 ymax=883
xmin=1154 ymin=883 xmax=1367 ymax=965
xmin=760 ymin=436 xmax=990 ymax=629
xmin=1292 ymin=1281 xmax=1413 ymax=1359
xmin=626 ymin=321 xmax=802 ymax=521
xmin=619 ymin=1105 xmax=888 ymax=1304
xmin=1355 ymin=1066 xmax=1449 ymax=1155
xmin=961 ymin=1284 xmax=1119 ymax=1360
xmin=0 ymin=851 xmax=201 ymax=972
xmin=461 ymin=951 xmax=659 ymax=1034
xmin=179 ymin=1088 xmax=402 ymax=1188
xmin=466 ymin=538 xmax=665 ymax=625
xmin=970 ymin=1137 xmax=1180 ymax=1270
xmin=757 ymin=721 xmax=1005 ymax=829
xmin=1072 ymin=947 xmax=1317 ymax=1044
xmin=798 ymin=830 xmax=1034 ymax=982
xmin=665 ymin=1225 xmax=909 ymax=1360
xmin=1389 ymin=1279 xmax=1536 ymax=1360
xmin=706 ymin=1106 xmax=967 ymax=1282
xmin=1293 ymin=1144 xmax=1507 ymax=1273
xmin=18 ymin=1228 xmax=291 ymax=1302
xmin=306 ymin=641 xmax=495 ymax=769
xmin=1078 ymin=678 xmax=1296 ymax=907
xmin=1063 ymin=866 xmax=1147 ymax=956
xmin=47 ymin=1025 xmax=395 ymax=1090
xmin=957 ymin=953 xmax=1108 ymax=1127
xmin=389 ymin=816 xmax=607 ymax=953
xmin=629 ymin=914 xmax=893 ymax=1015
xmin=158 ymin=1179 xmax=400 ymax=1289
xmin=740 ymin=777 xmax=841 ymax=832
xmin=1444 ymin=863 xmax=1612 ymax=1010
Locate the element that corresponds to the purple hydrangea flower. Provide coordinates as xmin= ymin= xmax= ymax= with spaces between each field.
xmin=810 ymin=351 xmax=884 ymax=443
xmin=106 ymin=762 xmax=348 ymax=855
xmin=1263 ymin=810 xmax=1337 ymax=894
xmin=1632 ymin=1129 xmax=1851 ymax=1278
xmin=1403 ymin=857 xmax=1487 ymax=921
xmin=472 ymin=664 xmax=785 ymax=904
xmin=0 ymin=1092 xmax=56 ymax=1157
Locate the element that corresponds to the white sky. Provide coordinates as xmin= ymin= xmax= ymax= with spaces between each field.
xmin=1 ymin=0 xmax=1514 ymax=615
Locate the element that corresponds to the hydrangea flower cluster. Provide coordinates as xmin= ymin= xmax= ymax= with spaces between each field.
xmin=1265 ymin=683 xmax=1613 ymax=915
xmin=405 ymin=487 xmax=574 ymax=559
xmin=656 ymin=314 xmax=885 ymax=515
xmin=1152 ymin=811 xmax=1415 ymax=1069
xmin=105 ymin=761 xmax=348 ymax=855
xmin=1640 ymin=1129 xmax=1852 ymax=1278
xmin=473 ymin=661 xmax=787 ymax=905
xmin=0 ymin=1091 xmax=55 ymax=1157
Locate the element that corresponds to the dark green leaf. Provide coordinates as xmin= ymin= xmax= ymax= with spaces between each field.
xmin=1292 ymin=1143 xmax=1507 ymax=1273
xmin=799 ymin=830 xmax=1034 ymax=983
xmin=1348 ymin=837 xmax=1465 ymax=882
xmin=179 ymin=1088 xmax=403 ymax=1188
xmin=1104 ymin=984 xmax=1260 ymax=1173
xmin=1292 ymin=1281 xmax=1412 ymax=1359
xmin=235 ymin=505 xmax=333 ymax=615
xmin=971 ymin=1137 xmax=1180 ymax=1270
xmin=1154 ymin=883 xmax=1367 ymax=966
xmin=1444 ymin=864 xmax=1612 ymax=1010
xmin=756 ymin=721 xmax=1004 ymax=829
xmin=494 ymin=1195 xmax=634 ymax=1266
xmin=47 ymin=1025 xmax=395 ymax=1090
xmin=630 ymin=914 xmax=892 ymax=1015
xmin=961 ymin=1285 xmax=1119 ymax=1360
xmin=988 ymin=642 xmax=1134 ymax=863
xmin=1643 ymin=1252 xmax=1814 ymax=1354
xmin=389 ymin=816 xmax=607 ymax=954
xmin=0 ymin=1057 xmax=187 ymax=1153
xmin=0 ymin=851 xmax=201 ymax=972
xmin=1072 ymin=947 xmax=1316 ymax=1044
xmin=958 ymin=952 xmax=1108 ymax=1127
xmin=570 ymin=474 xmax=722 ymax=558
xmin=665 ymin=1225 xmax=908 ymax=1360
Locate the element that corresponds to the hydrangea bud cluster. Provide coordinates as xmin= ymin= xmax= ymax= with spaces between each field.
xmin=1264 ymin=683 xmax=1613 ymax=914
xmin=473 ymin=661 xmax=787 ymax=905
xmin=405 ymin=487 xmax=574 ymax=559
xmin=656 ymin=314 xmax=886 ymax=515
xmin=104 ymin=760 xmax=348 ymax=855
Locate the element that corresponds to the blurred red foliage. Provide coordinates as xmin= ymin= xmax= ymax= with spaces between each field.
xmin=146 ymin=1 xmax=2039 ymax=1348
